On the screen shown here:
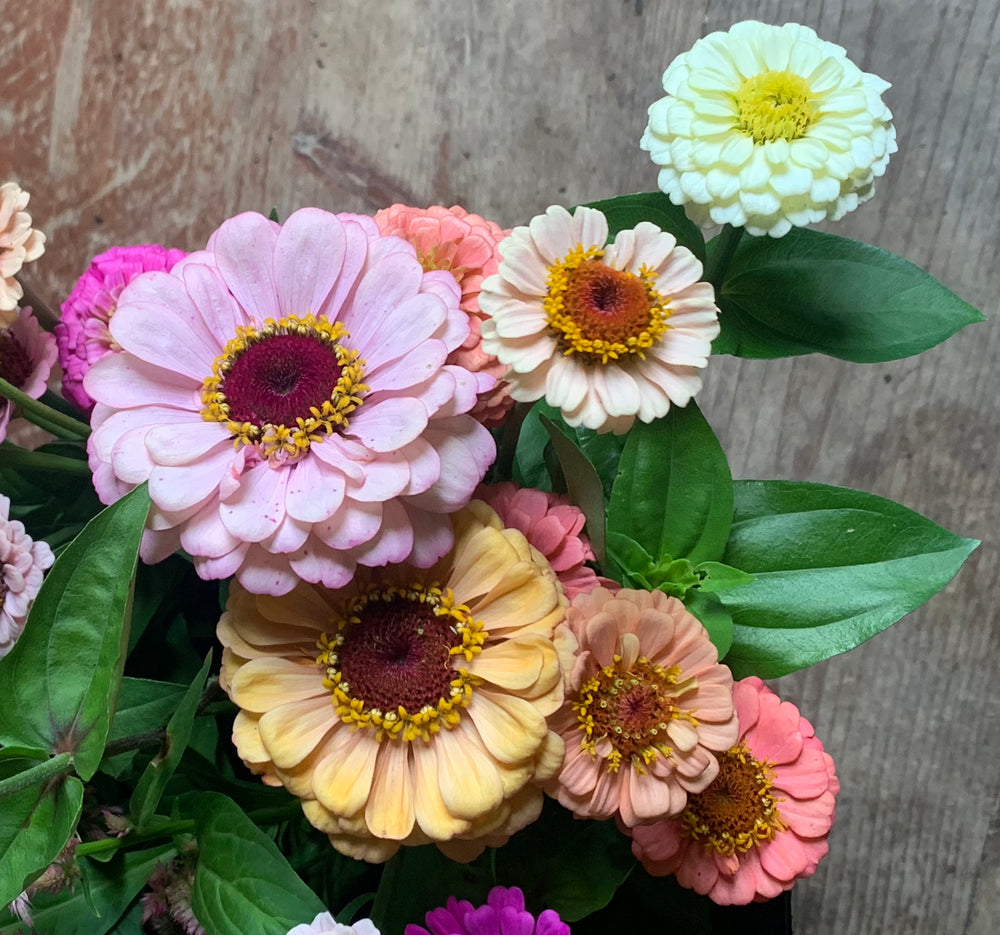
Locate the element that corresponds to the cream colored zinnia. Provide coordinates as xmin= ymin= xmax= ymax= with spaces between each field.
xmin=0 ymin=182 xmax=46 ymax=319
xmin=218 ymin=501 xmax=574 ymax=863
xmin=641 ymin=21 xmax=897 ymax=237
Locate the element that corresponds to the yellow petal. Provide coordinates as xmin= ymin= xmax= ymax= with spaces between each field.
xmin=232 ymin=710 xmax=269 ymax=765
xmin=258 ymin=694 xmax=337 ymax=769
xmin=365 ymin=741 xmax=416 ymax=841
xmin=467 ymin=691 xmax=546 ymax=764
xmin=230 ymin=657 xmax=328 ymax=713
xmin=466 ymin=639 xmax=543 ymax=691
xmin=256 ymin=581 xmax=333 ymax=626
xmin=312 ymin=728 xmax=380 ymax=817
xmin=411 ymin=740 xmax=472 ymax=840
xmin=433 ymin=723 xmax=505 ymax=821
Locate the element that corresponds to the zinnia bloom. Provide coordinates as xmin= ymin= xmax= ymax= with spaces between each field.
xmin=288 ymin=913 xmax=379 ymax=935
xmin=405 ymin=886 xmax=569 ymax=935
xmin=374 ymin=204 xmax=514 ymax=427
xmin=547 ymin=587 xmax=738 ymax=827
xmin=630 ymin=676 xmax=839 ymax=905
xmin=56 ymin=244 xmax=187 ymax=412
xmin=640 ymin=21 xmax=897 ymax=237
xmin=476 ymin=482 xmax=614 ymax=599
xmin=0 ymin=493 xmax=55 ymax=658
xmin=0 ymin=306 xmax=58 ymax=444
xmin=218 ymin=501 xmax=572 ymax=863
xmin=85 ymin=208 xmax=495 ymax=596
xmin=478 ymin=205 xmax=719 ymax=435
xmin=0 ymin=182 xmax=46 ymax=319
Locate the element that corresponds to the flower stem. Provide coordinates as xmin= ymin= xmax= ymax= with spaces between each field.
xmin=705 ymin=224 xmax=744 ymax=292
xmin=16 ymin=278 xmax=59 ymax=331
xmin=0 ymin=752 xmax=74 ymax=799
xmin=0 ymin=443 xmax=92 ymax=476
xmin=0 ymin=378 xmax=90 ymax=439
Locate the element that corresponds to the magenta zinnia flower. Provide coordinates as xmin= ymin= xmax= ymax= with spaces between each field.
xmin=630 ymin=676 xmax=840 ymax=905
xmin=85 ymin=209 xmax=496 ymax=596
xmin=56 ymin=244 xmax=187 ymax=412
xmin=475 ymin=482 xmax=615 ymax=599
xmin=405 ymin=886 xmax=569 ymax=935
xmin=0 ymin=306 xmax=58 ymax=444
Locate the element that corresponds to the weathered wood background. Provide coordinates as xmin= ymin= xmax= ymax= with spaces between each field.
xmin=3 ymin=0 xmax=998 ymax=931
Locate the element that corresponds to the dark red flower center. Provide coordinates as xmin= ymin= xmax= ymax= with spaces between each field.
xmin=337 ymin=598 xmax=462 ymax=713
xmin=0 ymin=331 xmax=35 ymax=389
xmin=221 ymin=333 xmax=343 ymax=427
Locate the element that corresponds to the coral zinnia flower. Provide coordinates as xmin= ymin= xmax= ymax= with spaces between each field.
xmin=478 ymin=205 xmax=719 ymax=435
xmin=85 ymin=209 xmax=495 ymax=596
xmin=374 ymin=204 xmax=514 ymax=427
xmin=218 ymin=502 xmax=572 ymax=863
xmin=0 ymin=306 xmax=58 ymax=444
xmin=56 ymin=244 xmax=187 ymax=413
xmin=630 ymin=676 xmax=840 ymax=905
xmin=641 ymin=21 xmax=897 ymax=237
xmin=405 ymin=886 xmax=569 ymax=935
xmin=0 ymin=493 xmax=55 ymax=659
xmin=0 ymin=182 xmax=46 ymax=319
xmin=547 ymin=587 xmax=738 ymax=827
xmin=475 ymin=482 xmax=614 ymax=599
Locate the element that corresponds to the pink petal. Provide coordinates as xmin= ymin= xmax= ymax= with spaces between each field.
xmin=220 ymin=463 xmax=290 ymax=542
xmin=272 ymin=208 xmax=347 ymax=320
xmin=211 ymin=212 xmax=281 ymax=323
xmin=348 ymin=397 xmax=428 ymax=452
xmin=284 ymin=455 xmax=346 ymax=523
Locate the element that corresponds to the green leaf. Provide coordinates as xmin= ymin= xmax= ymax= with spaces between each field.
xmin=0 ymin=773 xmax=83 ymax=907
xmin=0 ymin=844 xmax=175 ymax=935
xmin=130 ymin=653 xmax=213 ymax=830
xmin=694 ymin=561 xmax=755 ymax=594
xmin=719 ymin=481 xmax=979 ymax=677
xmin=607 ymin=402 xmax=733 ymax=566
xmin=540 ymin=414 xmax=607 ymax=565
xmin=493 ymin=799 xmax=634 ymax=922
xmin=101 ymin=678 xmax=189 ymax=780
xmin=711 ymin=227 xmax=985 ymax=362
xmin=0 ymin=485 xmax=151 ymax=780
xmin=685 ymin=591 xmax=735 ymax=660
xmin=583 ymin=191 xmax=707 ymax=263
xmin=189 ymin=792 xmax=325 ymax=934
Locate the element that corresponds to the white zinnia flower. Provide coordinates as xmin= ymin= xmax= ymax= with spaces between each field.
xmin=640 ymin=21 xmax=897 ymax=237
xmin=287 ymin=912 xmax=379 ymax=935
xmin=478 ymin=205 xmax=719 ymax=435
xmin=0 ymin=182 xmax=46 ymax=318
xmin=0 ymin=494 xmax=55 ymax=658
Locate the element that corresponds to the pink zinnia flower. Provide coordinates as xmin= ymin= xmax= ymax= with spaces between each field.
xmin=0 ymin=182 xmax=46 ymax=319
xmin=405 ymin=886 xmax=569 ymax=935
xmin=0 ymin=306 xmax=58 ymax=444
xmin=547 ymin=587 xmax=738 ymax=827
xmin=630 ymin=676 xmax=840 ymax=905
xmin=0 ymin=493 xmax=55 ymax=658
xmin=56 ymin=244 xmax=187 ymax=412
xmin=374 ymin=204 xmax=514 ymax=427
xmin=475 ymin=481 xmax=614 ymax=599
xmin=85 ymin=208 xmax=496 ymax=596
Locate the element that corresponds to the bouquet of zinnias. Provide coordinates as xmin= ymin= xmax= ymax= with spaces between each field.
xmin=0 ymin=21 xmax=982 ymax=935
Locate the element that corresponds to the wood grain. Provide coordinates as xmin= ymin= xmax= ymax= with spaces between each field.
xmin=4 ymin=0 xmax=998 ymax=931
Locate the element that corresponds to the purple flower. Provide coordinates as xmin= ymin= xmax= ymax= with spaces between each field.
xmin=405 ymin=887 xmax=570 ymax=935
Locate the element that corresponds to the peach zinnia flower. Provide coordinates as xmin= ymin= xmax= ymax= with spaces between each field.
xmin=374 ymin=204 xmax=514 ymax=427
xmin=218 ymin=501 xmax=572 ymax=864
xmin=630 ymin=676 xmax=839 ymax=905
xmin=476 ymin=481 xmax=614 ymax=599
xmin=547 ymin=587 xmax=737 ymax=827
xmin=0 ymin=182 xmax=46 ymax=319
xmin=478 ymin=205 xmax=719 ymax=435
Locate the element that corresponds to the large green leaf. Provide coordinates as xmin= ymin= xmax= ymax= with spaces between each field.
xmin=719 ymin=481 xmax=979 ymax=677
xmin=189 ymin=792 xmax=325 ymax=935
xmin=130 ymin=652 xmax=213 ymax=830
xmin=607 ymin=402 xmax=733 ymax=566
xmin=0 ymin=773 xmax=83 ymax=908
xmin=583 ymin=191 xmax=707 ymax=263
xmin=711 ymin=228 xmax=984 ymax=361
xmin=0 ymin=485 xmax=151 ymax=780
xmin=0 ymin=844 xmax=175 ymax=935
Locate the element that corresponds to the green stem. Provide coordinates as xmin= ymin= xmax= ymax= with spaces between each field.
xmin=41 ymin=389 xmax=86 ymax=420
xmin=0 ymin=443 xmax=91 ymax=476
xmin=0 ymin=752 xmax=73 ymax=799
xmin=0 ymin=378 xmax=90 ymax=439
xmin=16 ymin=279 xmax=59 ymax=331
xmin=705 ymin=224 xmax=744 ymax=292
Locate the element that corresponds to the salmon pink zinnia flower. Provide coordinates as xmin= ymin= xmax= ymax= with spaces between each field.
xmin=374 ymin=204 xmax=514 ymax=427
xmin=56 ymin=244 xmax=187 ymax=412
xmin=85 ymin=209 xmax=495 ymax=596
xmin=630 ymin=676 xmax=840 ymax=905
xmin=547 ymin=587 xmax=738 ymax=827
